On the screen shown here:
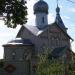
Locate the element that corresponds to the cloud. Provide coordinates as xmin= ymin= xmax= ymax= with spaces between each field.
xmin=68 ymin=7 xmax=75 ymax=13
xmin=48 ymin=13 xmax=55 ymax=24
xmin=0 ymin=21 xmax=21 ymax=59
xmin=26 ymin=0 xmax=37 ymax=25
xmin=62 ymin=16 xmax=70 ymax=20
xmin=59 ymin=5 xmax=63 ymax=9
xmin=26 ymin=0 xmax=37 ymax=14
xmin=27 ymin=13 xmax=36 ymax=25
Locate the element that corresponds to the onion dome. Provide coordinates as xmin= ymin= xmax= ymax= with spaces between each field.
xmin=34 ymin=0 xmax=48 ymax=14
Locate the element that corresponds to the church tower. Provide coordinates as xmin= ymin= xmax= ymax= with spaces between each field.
xmin=34 ymin=0 xmax=48 ymax=29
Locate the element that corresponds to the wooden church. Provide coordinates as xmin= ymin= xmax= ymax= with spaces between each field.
xmin=0 ymin=0 xmax=74 ymax=75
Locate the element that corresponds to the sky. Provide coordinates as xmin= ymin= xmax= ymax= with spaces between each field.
xmin=0 ymin=0 xmax=75 ymax=59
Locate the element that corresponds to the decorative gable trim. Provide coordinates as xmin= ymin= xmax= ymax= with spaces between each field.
xmin=53 ymin=22 xmax=73 ymax=41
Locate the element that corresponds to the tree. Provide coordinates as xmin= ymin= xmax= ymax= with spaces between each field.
xmin=36 ymin=48 xmax=75 ymax=75
xmin=0 ymin=0 xmax=28 ymax=28
xmin=67 ymin=54 xmax=75 ymax=75
xmin=36 ymin=50 xmax=65 ymax=75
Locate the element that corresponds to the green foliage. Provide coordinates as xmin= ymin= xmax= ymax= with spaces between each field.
xmin=36 ymin=50 xmax=65 ymax=75
xmin=0 ymin=0 xmax=28 ymax=28
xmin=67 ymin=56 xmax=75 ymax=75
xmin=36 ymin=48 xmax=75 ymax=75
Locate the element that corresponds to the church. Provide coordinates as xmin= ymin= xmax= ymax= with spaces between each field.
xmin=0 ymin=0 xmax=74 ymax=75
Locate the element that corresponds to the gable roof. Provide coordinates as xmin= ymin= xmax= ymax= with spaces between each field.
xmin=17 ymin=25 xmax=48 ymax=37
xmin=17 ymin=23 xmax=73 ymax=41
xmin=38 ymin=22 xmax=73 ymax=41
xmin=24 ymin=25 xmax=43 ymax=36
xmin=54 ymin=22 xmax=73 ymax=41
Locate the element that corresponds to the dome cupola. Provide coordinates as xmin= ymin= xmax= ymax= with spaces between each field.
xmin=34 ymin=0 xmax=48 ymax=14
xmin=34 ymin=0 xmax=48 ymax=29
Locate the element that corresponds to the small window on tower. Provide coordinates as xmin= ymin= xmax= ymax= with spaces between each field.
xmin=42 ymin=17 xmax=44 ymax=23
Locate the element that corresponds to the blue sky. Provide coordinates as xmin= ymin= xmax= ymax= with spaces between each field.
xmin=0 ymin=0 xmax=75 ymax=59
